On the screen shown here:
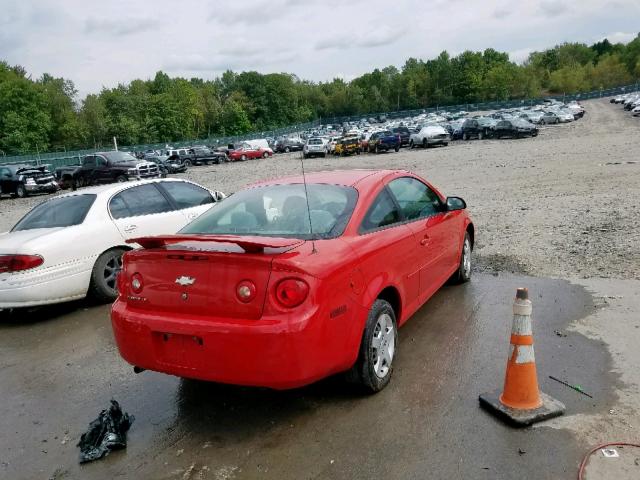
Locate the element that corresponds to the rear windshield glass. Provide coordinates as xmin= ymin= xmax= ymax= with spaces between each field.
xmin=12 ymin=194 xmax=96 ymax=231
xmin=308 ymin=138 xmax=323 ymax=145
xmin=181 ymin=184 xmax=358 ymax=240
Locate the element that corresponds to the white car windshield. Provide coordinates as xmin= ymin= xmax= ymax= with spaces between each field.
xmin=12 ymin=195 xmax=97 ymax=231
xmin=181 ymin=184 xmax=358 ymax=240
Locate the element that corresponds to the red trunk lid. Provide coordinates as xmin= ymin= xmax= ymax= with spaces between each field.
xmin=123 ymin=236 xmax=304 ymax=320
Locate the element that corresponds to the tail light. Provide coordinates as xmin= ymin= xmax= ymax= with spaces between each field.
xmin=275 ymin=278 xmax=309 ymax=308
xmin=0 ymin=255 xmax=44 ymax=273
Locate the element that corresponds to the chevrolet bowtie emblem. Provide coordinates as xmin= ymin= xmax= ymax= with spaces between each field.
xmin=175 ymin=276 xmax=196 ymax=287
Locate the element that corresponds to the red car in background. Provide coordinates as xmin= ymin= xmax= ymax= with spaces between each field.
xmin=227 ymin=144 xmax=273 ymax=161
xmin=111 ymin=170 xmax=474 ymax=392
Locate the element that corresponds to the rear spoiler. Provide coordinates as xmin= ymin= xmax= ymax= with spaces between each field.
xmin=128 ymin=235 xmax=303 ymax=254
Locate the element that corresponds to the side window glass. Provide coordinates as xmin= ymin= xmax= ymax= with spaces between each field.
xmin=109 ymin=194 xmax=130 ymax=219
xmin=110 ymin=184 xmax=173 ymax=219
xmin=96 ymin=156 xmax=107 ymax=167
xmin=360 ymin=189 xmax=401 ymax=232
xmin=83 ymin=156 xmax=96 ymax=167
xmin=387 ymin=177 xmax=442 ymax=221
xmin=161 ymin=182 xmax=214 ymax=209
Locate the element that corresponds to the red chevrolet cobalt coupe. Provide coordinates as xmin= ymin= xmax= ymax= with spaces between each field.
xmin=111 ymin=170 xmax=474 ymax=392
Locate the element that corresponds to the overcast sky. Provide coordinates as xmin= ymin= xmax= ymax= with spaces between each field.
xmin=1 ymin=0 xmax=638 ymax=97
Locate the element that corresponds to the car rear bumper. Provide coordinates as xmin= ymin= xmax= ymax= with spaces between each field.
xmin=111 ymin=300 xmax=364 ymax=389
xmin=0 ymin=266 xmax=92 ymax=309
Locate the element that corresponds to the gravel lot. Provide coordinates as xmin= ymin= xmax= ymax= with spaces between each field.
xmin=1 ymin=98 xmax=638 ymax=280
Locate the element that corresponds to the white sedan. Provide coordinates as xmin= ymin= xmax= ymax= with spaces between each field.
xmin=409 ymin=125 xmax=450 ymax=148
xmin=0 ymin=178 xmax=225 ymax=309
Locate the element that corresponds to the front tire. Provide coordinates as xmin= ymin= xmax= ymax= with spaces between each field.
xmin=183 ymin=159 xmax=192 ymax=167
xmin=263 ymin=152 xmax=269 ymax=158
xmin=451 ymin=232 xmax=472 ymax=284
xmin=89 ymin=248 xmax=126 ymax=303
xmin=349 ymin=299 xmax=397 ymax=393
xmin=16 ymin=184 xmax=27 ymax=198
xmin=115 ymin=175 xmax=127 ymax=183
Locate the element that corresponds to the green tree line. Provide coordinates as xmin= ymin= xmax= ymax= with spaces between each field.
xmin=1 ymin=34 xmax=639 ymax=155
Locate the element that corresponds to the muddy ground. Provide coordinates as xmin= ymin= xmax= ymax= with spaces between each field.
xmin=1 ymin=99 xmax=640 ymax=479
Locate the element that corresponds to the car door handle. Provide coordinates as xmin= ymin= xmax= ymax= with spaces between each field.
xmin=420 ymin=235 xmax=430 ymax=246
xmin=124 ymin=225 xmax=138 ymax=232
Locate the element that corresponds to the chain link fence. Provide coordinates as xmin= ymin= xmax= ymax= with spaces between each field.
xmin=1 ymin=84 xmax=637 ymax=169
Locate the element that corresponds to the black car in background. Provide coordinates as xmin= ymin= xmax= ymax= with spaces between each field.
xmin=391 ymin=126 xmax=411 ymax=146
xmin=0 ymin=164 xmax=59 ymax=198
xmin=460 ymin=119 xmax=486 ymax=140
xmin=494 ymin=119 xmax=539 ymax=138
xmin=275 ymin=138 xmax=305 ymax=153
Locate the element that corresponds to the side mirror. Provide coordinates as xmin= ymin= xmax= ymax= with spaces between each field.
xmin=446 ymin=196 xmax=466 ymax=211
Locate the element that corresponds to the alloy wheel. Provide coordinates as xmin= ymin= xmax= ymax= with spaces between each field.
xmin=462 ymin=237 xmax=471 ymax=278
xmin=103 ymin=253 xmax=123 ymax=292
xmin=371 ymin=313 xmax=395 ymax=379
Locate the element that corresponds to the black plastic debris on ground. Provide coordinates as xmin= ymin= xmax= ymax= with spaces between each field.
xmin=77 ymin=400 xmax=134 ymax=464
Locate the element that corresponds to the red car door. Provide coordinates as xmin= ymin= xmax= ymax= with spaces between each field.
xmin=387 ymin=177 xmax=457 ymax=302
xmin=347 ymin=187 xmax=423 ymax=322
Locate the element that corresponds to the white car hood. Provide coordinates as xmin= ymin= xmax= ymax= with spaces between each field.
xmin=0 ymin=228 xmax=66 ymax=254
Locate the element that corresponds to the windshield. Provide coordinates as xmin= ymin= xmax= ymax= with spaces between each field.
xmin=12 ymin=194 xmax=96 ymax=231
xmin=181 ymin=184 xmax=358 ymax=240
xmin=104 ymin=151 xmax=138 ymax=163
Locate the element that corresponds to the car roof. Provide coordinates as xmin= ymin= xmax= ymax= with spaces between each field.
xmin=250 ymin=169 xmax=404 ymax=188
xmin=56 ymin=178 xmax=191 ymax=200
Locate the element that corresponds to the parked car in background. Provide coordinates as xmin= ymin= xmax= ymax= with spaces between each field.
xmin=303 ymin=137 xmax=327 ymax=158
xmin=539 ymin=111 xmax=560 ymax=124
xmin=391 ymin=126 xmax=411 ymax=146
xmin=334 ymin=136 xmax=362 ymax=156
xmin=153 ymin=156 xmax=188 ymax=175
xmin=0 ymin=179 xmax=225 ymax=310
xmin=275 ymin=138 xmax=305 ymax=153
xmin=188 ymin=146 xmax=227 ymax=165
xmin=111 ymin=169 xmax=474 ymax=393
xmin=409 ymin=126 xmax=450 ymax=148
xmin=476 ymin=117 xmax=498 ymax=137
xmin=55 ymin=151 xmax=160 ymax=190
xmin=493 ymin=119 xmax=538 ymax=138
xmin=368 ymin=131 xmax=401 ymax=153
xmin=0 ymin=164 xmax=59 ymax=198
xmin=460 ymin=119 xmax=485 ymax=140
xmin=228 ymin=144 xmax=273 ymax=161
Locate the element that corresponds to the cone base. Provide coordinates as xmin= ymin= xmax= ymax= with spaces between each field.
xmin=479 ymin=390 xmax=565 ymax=427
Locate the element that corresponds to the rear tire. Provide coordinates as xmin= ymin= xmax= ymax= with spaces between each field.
xmin=263 ymin=152 xmax=269 ymax=158
xmin=394 ymin=145 xmax=400 ymax=152
xmin=183 ymin=159 xmax=192 ymax=167
xmin=241 ymin=155 xmax=247 ymax=161
xmin=348 ymin=299 xmax=397 ymax=393
xmin=89 ymin=248 xmax=126 ymax=303
xmin=463 ymin=132 xmax=468 ymax=140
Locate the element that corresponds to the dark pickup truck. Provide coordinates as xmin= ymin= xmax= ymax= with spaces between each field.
xmin=0 ymin=164 xmax=59 ymax=198
xmin=55 ymin=151 xmax=160 ymax=189
xmin=368 ymin=131 xmax=401 ymax=153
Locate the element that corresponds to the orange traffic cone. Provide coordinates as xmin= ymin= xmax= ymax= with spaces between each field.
xmin=479 ymin=288 xmax=565 ymax=426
